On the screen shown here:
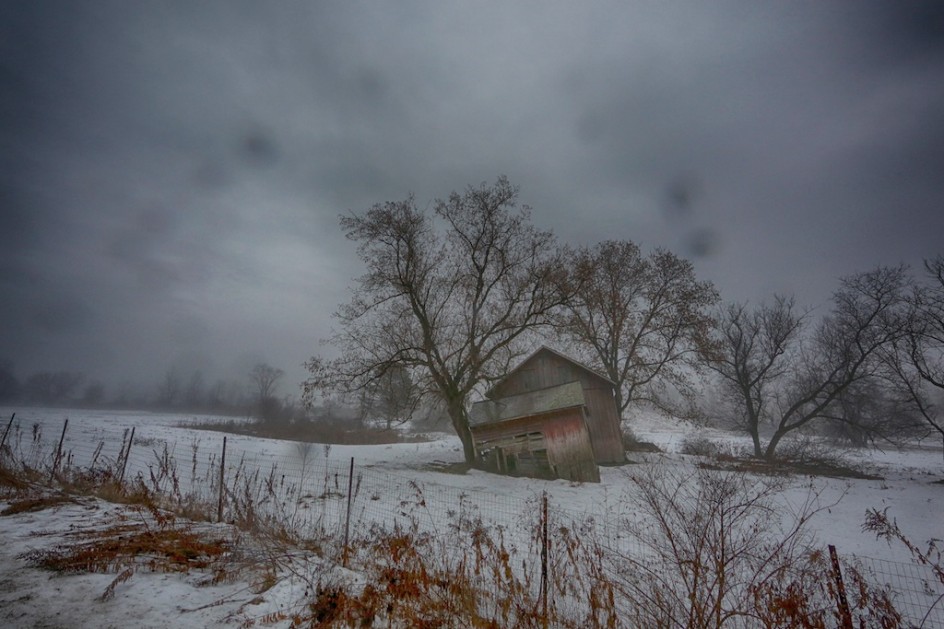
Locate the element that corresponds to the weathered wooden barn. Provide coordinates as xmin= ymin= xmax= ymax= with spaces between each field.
xmin=469 ymin=346 xmax=625 ymax=482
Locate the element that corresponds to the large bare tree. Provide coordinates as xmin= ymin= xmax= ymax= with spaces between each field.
xmin=304 ymin=177 xmax=568 ymax=463
xmin=557 ymin=240 xmax=718 ymax=417
xmin=705 ymin=267 xmax=910 ymax=459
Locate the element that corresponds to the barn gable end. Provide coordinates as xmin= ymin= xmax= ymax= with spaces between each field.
xmin=486 ymin=347 xmax=625 ymax=465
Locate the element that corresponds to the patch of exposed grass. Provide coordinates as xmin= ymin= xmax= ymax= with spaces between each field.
xmin=1 ymin=493 xmax=80 ymax=516
xmin=183 ymin=417 xmax=432 ymax=445
xmin=699 ymin=458 xmax=883 ymax=480
xmin=23 ymin=522 xmax=231 ymax=575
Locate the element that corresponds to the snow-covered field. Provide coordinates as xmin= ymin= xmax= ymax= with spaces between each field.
xmin=0 ymin=406 xmax=941 ymax=627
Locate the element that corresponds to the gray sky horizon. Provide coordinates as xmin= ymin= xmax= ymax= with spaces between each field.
xmin=2 ymin=1 xmax=943 ymax=397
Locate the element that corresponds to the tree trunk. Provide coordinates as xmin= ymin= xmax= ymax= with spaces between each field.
xmin=446 ymin=399 xmax=477 ymax=465
xmin=764 ymin=430 xmax=786 ymax=461
xmin=749 ymin=426 xmax=763 ymax=459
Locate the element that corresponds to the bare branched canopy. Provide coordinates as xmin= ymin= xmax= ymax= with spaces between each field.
xmin=304 ymin=177 xmax=568 ymax=463
xmin=705 ymin=266 xmax=911 ymax=459
xmin=557 ymin=240 xmax=718 ymax=418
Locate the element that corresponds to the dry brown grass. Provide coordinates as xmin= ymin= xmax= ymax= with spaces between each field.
xmin=18 ymin=501 xmax=237 ymax=601
xmin=1 ymin=493 xmax=80 ymax=516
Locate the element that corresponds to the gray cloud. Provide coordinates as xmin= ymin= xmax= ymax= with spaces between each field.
xmin=2 ymin=0 xmax=942 ymax=393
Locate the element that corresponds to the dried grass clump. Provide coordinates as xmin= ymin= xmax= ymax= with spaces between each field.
xmin=19 ymin=503 xmax=235 ymax=601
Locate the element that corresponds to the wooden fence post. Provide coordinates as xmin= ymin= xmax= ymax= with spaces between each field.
xmin=117 ymin=426 xmax=135 ymax=486
xmin=217 ymin=436 xmax=227 ymax=523
xmin=541 ymin=490 xmax=549 ymax=627
xmin=829 ymin=545 xmax=854 ymax=629
xmin=50 ymin=418 xmax=68 ymax=481
xmin=0 ymin=412 xmax=15 ymax=452
xmin=343 ymin=457 xmax=354 ymax=567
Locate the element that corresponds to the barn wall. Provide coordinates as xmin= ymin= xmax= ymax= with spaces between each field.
xmin=471 ymin=408 xmax=599 ymax=482
xmin=489 ymin=349 xmax=624 ymax=464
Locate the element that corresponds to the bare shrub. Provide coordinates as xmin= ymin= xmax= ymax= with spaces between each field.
xmin=612 ymin=466 xmax=899 ymax=627
xmin=679 ymin=434 xmax=744 ymax=460
xmin=623 ymin=426 xmax=662 ymax=453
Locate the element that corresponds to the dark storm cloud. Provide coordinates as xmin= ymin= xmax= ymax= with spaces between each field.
xmin=2 ymin=1 xmax=943 ymax=393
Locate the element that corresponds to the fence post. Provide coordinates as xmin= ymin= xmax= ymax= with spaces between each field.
xmin=829 ymin=545 xmax=854 ymax=629
xmin=217 ymin=436 xmax=227 ymax=523
xmin=343 ymin=457 xmax=354 ymax=567
xmin=117 ymin=426 xmax=135 ymax=486
xmin=541 ymin=490 xmax=549 ymax=627
xmin=0 ymin=412 xmax=15 ymax=452
xmin=50 ymin=418 xmax=68 ymax=481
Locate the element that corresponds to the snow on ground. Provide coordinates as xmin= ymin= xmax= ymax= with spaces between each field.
xmin=0 ymin=406 xmax=942 ymax=627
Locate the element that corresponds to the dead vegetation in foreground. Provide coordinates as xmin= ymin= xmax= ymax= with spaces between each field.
xmin=0 ymin=427 xmax=940 ymax=628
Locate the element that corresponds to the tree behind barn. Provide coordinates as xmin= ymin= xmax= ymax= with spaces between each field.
xmin=304 ymin=177 xmax=568 ymax=463
xmin=557 ymin=240 xmax=718 ymax=418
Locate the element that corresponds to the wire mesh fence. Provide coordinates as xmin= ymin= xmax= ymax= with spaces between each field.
xmin=1 ymin=413 xmax=941 ymax=627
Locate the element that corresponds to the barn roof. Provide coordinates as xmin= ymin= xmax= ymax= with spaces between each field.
xmin=469 ymin=380 xmax=585 ymax=427
xmin=485 ymin=345 xmax=616 ymax=398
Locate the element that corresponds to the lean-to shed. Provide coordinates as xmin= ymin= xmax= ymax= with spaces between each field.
xmin=469 ymin=346 xmax=625 ymax=482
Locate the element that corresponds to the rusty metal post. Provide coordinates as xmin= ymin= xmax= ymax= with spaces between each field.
xmin=117 ymin=426 xmax=135 ymax=486
xmin=0 ymin=412 xmax=15 ymax=452
xmin=541 ymin=490 xmax=549 ymax=627
xmin=217 ymin=436 xmax=227 ymax=523
xmin=829 ymin=545 xmax=853 ymax=629
xmin=343 ymin=457 xmax=354 ymax=567
xmin=50 ymin=418 xmax=68 ymax=481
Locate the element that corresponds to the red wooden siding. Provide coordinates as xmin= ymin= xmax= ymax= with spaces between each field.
xmin=471 ymin=407 xmax=600 ymax=483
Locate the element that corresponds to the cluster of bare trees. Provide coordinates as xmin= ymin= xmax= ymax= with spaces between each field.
xmin=704 ymin=259 xmax=944 ymax=459
xmin=305 ymin=176 xmax=944 ymax=464
xmin=304 ymin=177 xmax=719 ymax=463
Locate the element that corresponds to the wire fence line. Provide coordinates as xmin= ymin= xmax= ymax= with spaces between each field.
xmin=1 ymin=415 xmax=941 ymax=628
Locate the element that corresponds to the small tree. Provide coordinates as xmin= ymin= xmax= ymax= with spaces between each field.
xmin=250 ymin=363 xmax=284 ymax=422
xmin=156 ymin=367 xmax=182 ymax=408
xmin=358 ymin=364 xmax=421 ymax=430
xmin=705 ymin=267 xmax=910 ymax=460
xmin=304 ymin=177 xmax=568 ymax=463
xmin=557 ymin=240 xmax=718 ymax=418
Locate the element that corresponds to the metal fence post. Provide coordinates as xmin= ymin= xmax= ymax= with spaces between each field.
xmin=217 ymin=436 xmax=227 ymax=523
xmin=541 ymin=490 xmax=549 ymax=627
xmin=0 ymin=412 xmax=15 ymax=452
xmin=829 ymin=545 xmax=854 ymax=629
xmin=50 ymin=418 xmax=68 ymax=481
xmin=117 ymin=426 xmax=135 ymax=486
xmin=343 ymin=457 xmax=354 ymax=567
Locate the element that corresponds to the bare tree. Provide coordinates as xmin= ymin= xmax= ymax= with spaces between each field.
xmin=358 ymin=364 xmax=421 ymax=430
xmin=557 ymin=240 xmax=718 ymax=418
xmin=304 ymin=177 xmax=568 ymax=463
xmin=885 ymin=256 xmax=944 ymax=458
xmin=157 ymin=367 xmax=182 ymax=408
xmin=249 ymin=363 xmax=284 ymax=421
xmin=705 ymin=267 xmax=910 ymax=459
xmin=704 ymin=295 xmax=806 ymax=457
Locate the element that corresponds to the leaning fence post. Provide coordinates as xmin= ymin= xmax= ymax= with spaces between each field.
xmin=829 ymin=544 xmax=854 ymax=629
xmin=117 ymin=426 xmax=135 ymax=487
xmin=541 ymin=490 xmax=549 ymax=627
xmin=0 ymin=412 xmax=15 ymax=452
xmin=50 ymin=418 xmax=68 ymax=481
xmin=343 ymin=457 xmax=355 ymax=567
xmin=217 ymin=436 xmax=227 ymax=523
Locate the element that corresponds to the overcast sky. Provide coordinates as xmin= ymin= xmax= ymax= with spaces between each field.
xmin=2 ymin=1 xmax=943 ymax=395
